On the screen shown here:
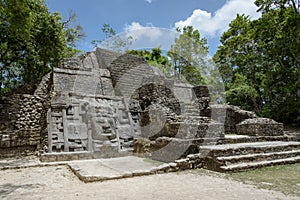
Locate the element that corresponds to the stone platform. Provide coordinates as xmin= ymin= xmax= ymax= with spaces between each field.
xmin=0 ymin=156 xmax=164 ymax=182
xmin=200 ymin=140 xmax=300 ymax=172
xmin=0 ymin=156 xmax=198 ymax=182
xmin=68 ymin=156 xmax=165 ymax=182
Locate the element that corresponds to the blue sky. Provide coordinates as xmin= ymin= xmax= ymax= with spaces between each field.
xmin=45 ymin=0 xmax=260 ymax=55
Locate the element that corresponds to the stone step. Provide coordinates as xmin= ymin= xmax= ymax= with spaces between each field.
xmin=116 ymin=82 xmax=143 ymax=88
xmin=184 ymin=105 xmax=198 ymax=109
xmin=217 ymin=149 xmax=300 ymax=165
xmin=114 ymin=67 xmax=153 ymax=74
xmin=220 ymin=156 xmax=300 ymax=172
xmin=222 ymin=135 xmax=298 ymax=144
xmin=116 ymin=72 xmax=154 ymax=80
xmin=184 ymin=114 xmax=200 ymax=118
xmin=200 ymin=141 xmax=300 ymax=157
xmin=200 ymin=141 xmax=300 ymax=172
xmin=184 ymin=109 xmax=199 ymax=114
xmin=115 ymin=78 xmax=155 ymax=95
xmin=182 ymin=116 xmax=209 ymax=120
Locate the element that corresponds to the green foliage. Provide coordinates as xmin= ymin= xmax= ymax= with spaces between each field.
xmin=0 ymin=0 xmax=82 ymax=94
xmin=255 ymin=0 xmax=300 ymax=13
xmin=101 ymin=23 xmax=116 ymax=38
xmin=226 ymin=73 xmax=259 ymax=111
xmin=62 ymin=11 xmax=86 ymax=56
xmin=167 ymin=26 xmax=209 ymax=85
xmin=214 ymin=1 xmax=300 ymax=125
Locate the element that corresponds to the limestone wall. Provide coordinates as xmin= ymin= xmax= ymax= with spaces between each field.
xmin=47 ymin=93 xmax=140 ymax=154
xmin=0 ymin=94 xmax=44 ymax=158
xmin=54 ymin=51 xmax=114 ymax=96
xmin=44 ymin=49 xmax=145 ymax=158
xmin=95 ymin=48 xmax=122 ymax=69
xmin=211 ymin=104 xmax=257 ymax=133
xmin=108 ymin=54 xmax=163 ymax=97
xmin=108 ymin=53 xmax=148 ymax=86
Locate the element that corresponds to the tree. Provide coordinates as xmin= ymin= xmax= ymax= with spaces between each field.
xmin=0 ymin=0 xmax=83 ymax=94
xmin=92 ymin=23 xmax=133 ymax=52
xmin=214 ymin=1 xmax=300 ymax=125
xmin=167 ymin=26 xmax=209 ymax=85
xmin=213 ymin=14 xmax=262 ymax=112
xmin=255 ymin=0 xmax=300 ymax=13
xmin=62 ymin=11 xmax=86 ymax=56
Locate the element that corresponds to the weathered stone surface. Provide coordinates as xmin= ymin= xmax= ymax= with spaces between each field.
xmin=211 ymin=104 xmax=257 ymax=133
xmin=46 ymin=49 xmax=227 ymax=160
xmin=236 ymin=118 xmax=284 ymax=136
xmin=0 ymin=47 xmax=289 ymax=166
xmin=192 ymin=85 xmax=210 ymax=98
xmin=200 ymin=141 xmax=300 ymax=172
xmin=0 ymin=89 xmax=49 ymax=157
xmin=173 ymin=81 xmax=194 ymax=103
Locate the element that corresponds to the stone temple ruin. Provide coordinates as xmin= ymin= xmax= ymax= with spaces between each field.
xmin=1 ymin=48 xmax=299 ymax=172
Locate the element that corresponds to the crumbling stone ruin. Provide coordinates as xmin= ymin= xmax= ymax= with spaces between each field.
xmin=1 ymin=48 xmax=299 ymax=172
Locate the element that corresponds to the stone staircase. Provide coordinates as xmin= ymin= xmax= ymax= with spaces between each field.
xmin=182 ymin=102 xmax=200 ymax=118
xmin=221 ymin=134 xmax=298 ymax=144
xmin=114 ymin=65 xmax=157 ymax=97
xmin=200 ymin=139 xmax=300 ymax=172
xmin=178 ymin=102 xmax=224 ymax=142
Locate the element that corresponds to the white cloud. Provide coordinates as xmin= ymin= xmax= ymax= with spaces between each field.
xmin=125 ymin=22 xmax=162 ymax=41
xmin=123 ymin=22 xmax=179 ymax=50
xmin=116 ymin=0 xmax=261 ymax=53
xmin=175 ymin=0 xmax=261 ymax=37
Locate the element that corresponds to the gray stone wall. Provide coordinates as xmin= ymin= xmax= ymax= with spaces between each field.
xmin=108 ymin=53 xmax=148 ymax=87
xmin=54 ymin=51 xmax=114 ymax=97
xmin=95 ymin=48 xmax=122 ymax=69
xmin=47 ymin=93 xmax=140 ymax=155
xmin=130 ymin=82 xmax=224 ymax=162
xmin=192 ymin=85 xmax=211 ymax=117
xmin=0 ymin=94 xmax=44 ymax=157
xmin=45 ymin=49 xmax=144 ymax=158
xmin=211 ymin=104 xmax=257 ymax=133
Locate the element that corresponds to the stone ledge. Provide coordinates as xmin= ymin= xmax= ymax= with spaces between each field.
xmin=40 ymin=151 xmax=132 ymax=162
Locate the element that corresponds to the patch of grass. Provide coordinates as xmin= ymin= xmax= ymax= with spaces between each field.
xmin=188 ymin=164 xmax=300 ymax=197
xmin=225 ymin=164 xmax=300 ymax=197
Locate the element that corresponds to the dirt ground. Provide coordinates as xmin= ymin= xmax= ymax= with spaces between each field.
xmin=0 ymin=165 xmax=298 ymax=200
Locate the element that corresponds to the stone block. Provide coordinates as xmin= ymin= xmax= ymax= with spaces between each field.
xmin=236 ymin=118 xmax=284 ymax=136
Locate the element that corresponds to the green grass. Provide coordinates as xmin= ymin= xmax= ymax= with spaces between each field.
xmin=225 ymin=164 xmax=300 ymax=197
xmin=190 ymin=164 xmax=300 ymax=197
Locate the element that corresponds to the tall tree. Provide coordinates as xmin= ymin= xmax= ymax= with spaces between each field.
xmin=0 ymin=0 xmax=82 ymax=94
xmin=214 ymin=1 xmax=300 ymax=125
xmin=167 ymin=26 xmax=209 ymax=85
xmin=62 ymin=11 xmax=86 ymax=56
xmin=255 ymin=0 xmax=300 ymax=12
